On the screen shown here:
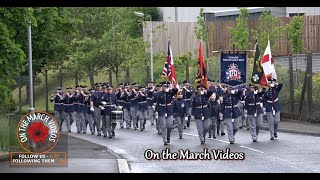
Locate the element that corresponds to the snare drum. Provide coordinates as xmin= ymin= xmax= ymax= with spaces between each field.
xmin=111 ymin=110 xmax=123 ymax=122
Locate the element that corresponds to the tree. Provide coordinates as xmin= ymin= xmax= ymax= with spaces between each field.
xmin=229 ymin=8 xmax=250 ymax=50
xmin=195 ymin=8 xmax=207 ymax=41
xmin=287 ymin=15 xmax=304 ymax=54
xmin=252 ymin=11 xmax=286 ymax=51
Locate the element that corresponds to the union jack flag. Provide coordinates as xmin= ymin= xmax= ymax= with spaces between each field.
xmin=161 ymin=40 xmax=178 ymax=88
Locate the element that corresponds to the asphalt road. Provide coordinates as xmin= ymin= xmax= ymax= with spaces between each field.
xmin=0 ymin=134 xmax=119 ymax=173
xmin=67 ymin=120 xmax=320 ymax=173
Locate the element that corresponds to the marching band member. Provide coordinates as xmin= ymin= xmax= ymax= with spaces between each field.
xmin=50 ymin=87 xmax=64 ymax=131
xmin=73 ymin=85 xmax=85 ymax=133
xmin=173 ymin=90 xmax=187 ymax=139
xmin=244 ymin=84 xmax=264 ymax=142
xmin=208 ymin=92 xmax=220 ymax=139
xmin=61 ymin=86 xmax=76 ymax=133
xmin=146 ymin=81 xmax=155 ymax=126
xmin=156 ymin=81 xmax=178 ymax=145
xmin=220 ymin=86 xmax=243 ymax=144
xmin=137 ymin=86 xmax=148 ymax=131
xmin=116 ymin=83 xmax=124 ymax=128
xmin=90 ymin=83 xmax=104 ymax=136
xmin=182 ymin=80 xmax=194 ymax=129
xmin=192 ymin=84 xmax=214 ymax=145
xmin=264 ymin=78 xmax=283 ymax=140
xmin=100 ymin=85 xmax=118 ymax=138
xmin=128 ymin=83 xmax=139 ymax=130
xmin=154 ymin=84 xmax=162 ymax=135
xmin=121 ymin=84 xmax=132 ymax=129
xmin=84 ymin=88 xmax=95 ymax=135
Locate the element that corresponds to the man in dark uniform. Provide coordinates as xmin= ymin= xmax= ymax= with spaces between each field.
xmin=84 ymin=88 xmax=95 ymax=134
xmin=220 ymin=86 xmax=243 ymax=144
xmin=121 ymin=84 xmax=131 ymax=129
xmin=263 ymin=78 xmax=283 ymax=140
xmin=61 ymin=86 xmax=75 ymax=133
xmin=244 ymin=84 xmax=264 ymax=142
xmin=50 ymin=87 xmax=64 ymax=131
xmin=173 ymin=90 xmax=187 ymax=139
xmin=90 ymin=83 xmax=103 ymax=136
xmin=116 ymin=83 xmax=124 ymax=128
xmin=146 ymin=81 xmax=155 ymax=126
xmin=182 ymin=80 xmax=194 ymax=129
xmin=156 ymin=81 xmax=178 ymax=145
xmin=154 ymin=84 xmax=162 ymax=135
xmin=192 ymin=85 xmax=214 ymax=144
xmin=100 ymin=85 xmax=118 ymax=138
xmin=73 ymin=85 xmax=86 ymax=133
xmin=208 ymin=92 xmax=220 ymax=139
xmin=128 ymin=83 xmax=139 ymax=130
xmin=137 ymin=86 xmax=148 ymax=131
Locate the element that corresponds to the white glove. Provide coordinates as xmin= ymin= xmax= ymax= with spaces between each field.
xmin=155 ymin=115 xmax=159 ymax=119
xmin=260 ymin=103 xmax=263 ymax=108
xmin=244 ymin=110 xmax=248 ymax=118
xmin=200 ymin=91 xmax=204 ymax=95
xmin=118 ymin=106 xmax=123 ymax=110
xmin=101 ymin=101 xmax=107 ymax=105
xmin=90 ymin=107 xmax=94 ymax=112
xmin=240 ymin=101 xmax=245 ymax=104
xmin=219 ymin=113 xmax=223 ymax=120
xmin=263 ymin=107 xmax=266 ymax=115
xmin=184 ymin=117 xmax=188 ymax=121
xmin=152 ymin=105 xmax=155 ymax=110
xmin=99 ymin=105 xmax=105 ymax=110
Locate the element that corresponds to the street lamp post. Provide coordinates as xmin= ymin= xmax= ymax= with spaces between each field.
xmin=134 ymin=12 xmax=153 ymax=82
xmin=28 ymin=21 xmax=34 ymax=112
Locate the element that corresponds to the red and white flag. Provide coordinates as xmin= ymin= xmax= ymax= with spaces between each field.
xmin=261 ymin=39 xmax=277 ymax=81
xmin=161 ymin=40 xmax=178 ymax=88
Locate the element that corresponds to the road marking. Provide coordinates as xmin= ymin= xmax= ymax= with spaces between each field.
xmin=212 ymin=139 xmax=230 ymax=144
xmin=274 ymin=157 xmax=296 ymax=165
xmin=183 ymin=133 xmax=199 ymax=137
xmin=117 ymin=159 xmax=131 ymax=173
xmin=240 ymin=145 xmax=264 ymax=154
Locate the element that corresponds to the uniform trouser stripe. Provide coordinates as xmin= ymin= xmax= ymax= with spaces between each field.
xmin=159 ymin=116 xmax=173 ymax=143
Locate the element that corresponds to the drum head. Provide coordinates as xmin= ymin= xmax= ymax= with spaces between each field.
xmin=112 ymin=110 xmax=123 ymax=114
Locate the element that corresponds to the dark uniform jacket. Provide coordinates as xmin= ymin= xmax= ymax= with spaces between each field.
xmin=101 ymin=93 xmax=117 ymax=116
xmin=156 ymin=88 xmax=179 ymax=117
xmin=173 ymin=98 xmax=187 ymax=118
xmin=263 ymin=83 xmax=283 ymax=113
xmin=137 ymin=91 xmax=148 ymax=111
xmin=220 ymin=89 xmax=243 ymax=119
xmin=244 ymin=91 xmax=264 ymax=115
xmin=182 ymin=87 xmax=194 ymax=109
xmin=51 ymin=93 xmax=64 ymax=112
xmin=191 ymin=90 xmax=214 ymax=120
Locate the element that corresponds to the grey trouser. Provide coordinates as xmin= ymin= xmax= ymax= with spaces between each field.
xmin=123 ymin=109 xmax=131 ymax=128
xmin=94 ymin=107 xmax=102 ymax=133
xmin=267 ymin=111 xmax=280 ymax=138
xmin=209 ymin=116 xmax=217 ymax=137
xmin=159 ymin=115 xmax=174 ymax=143
xmin=102 ymin=115 xmax=115 ymax=137
xmin=63 ymin=111 xmax=75 ymax=132
xmin=225 ymin=117 xmax=240 ymax=142
xmin=217 ymin=119 xmax=225 ymax=134
xmin=248 ymin=114 xmax=263 ymax=140
xmin=195 ymin=118 xmax=210 ymax=142
xmin=130 ymin=107 xmax=138 ymax=129
xmin=54 ymin=111 xmax=63 ymax=131
xmin=147 ymin=106 xmax=155 ymax=124
xmin=175 ymin=116 xmax=183 ymax=135
xmin=138 ymin=109 xmax=148 ymax=129
xmin=84 ymin=113 xmax=95 ymax=133
xmin=75 ymin=112 xmax=84 ymax=132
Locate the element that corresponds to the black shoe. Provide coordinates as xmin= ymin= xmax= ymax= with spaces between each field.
xmin=270 ymin=137 xmax=274 ymax=140
xmin=83 ymin=132 xmax=86 ymax=134
xmin=164 ymin=142 xmax=168 ymax=145
xmin=167 ymin=138 xmax=170 ymax=144
xmin=97 ymin=133 xmax=101 ymax=136
xmin=274 ymin=133 xmax=278 ymax=138
xmin=253 ymin=139 xmax=257 ymax=142
xmin=68 ymin=130 xmax=71 ymax=133
xmin=230 ymin=141 xmax=234 ymax=144
xmin=246 ymin=127 xmax=250 ymax=130
xmin=184 ymin=126 xmax=186 ymax=129
xmin=109 ymin=136 xmax=113 ymax=138
xmin=140 ymin=129 xmax=143 ymax=131
xmin=221 ymin=132 xmax=225 ymax=136
xmin=213 ymin=136 xmax=216 ymax=139
xmin=239 ymin=126 xmax=243 ymax=129
xmin=103 ymin=135 xmax=108 ymax=138
xmin=121 ymin=126 xmax=124 ymax=129
xmin=112 ymin=132 xmax=115 ymax=137
xmin=179 ymin=135 xmax=182 ymax=139
xmin=91 ymin=132 xmax=94 ymax=135
xmin=126 ymin=127 xmax=130 ymax=129
xmin=158 ymin=131 xmax=162 ymax=135
xmin=77 ymin=131 xmax=80 ymax=133
xmin=187 ymin=122 xmax=190 ymax=128
xmin=151 ymin=123 xmax=154 ymax=125
xmin=201 ymin=141 xmax=205 ymax=145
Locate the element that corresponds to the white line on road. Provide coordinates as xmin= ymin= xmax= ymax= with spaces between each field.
xmin=274 ymin=157 xmax=296 ymax=165
xmin=117 ymin=159 xmax=131 ymax=173
xmin=212 ymin=139 xmax=230 ymax=144
xmin=240 ymin=145 xmax=264 ymax=154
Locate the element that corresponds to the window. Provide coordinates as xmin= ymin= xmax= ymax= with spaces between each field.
xmin=289 ymin=13 xmax=305 ymax=17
